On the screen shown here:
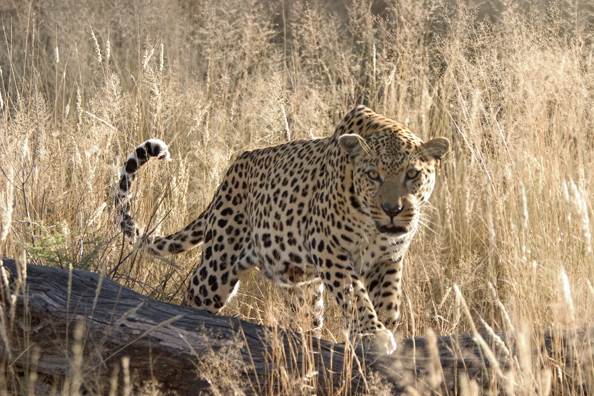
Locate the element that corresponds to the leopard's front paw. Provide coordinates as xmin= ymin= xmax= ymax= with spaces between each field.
xmin=366 ymin=328 xmax=397 ymax=355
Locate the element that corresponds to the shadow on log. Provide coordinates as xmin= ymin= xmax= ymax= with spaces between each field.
xmin=0 ymin=257 xmax=593 ymax=395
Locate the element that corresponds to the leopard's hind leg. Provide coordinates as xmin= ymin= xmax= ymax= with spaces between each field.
xmin=186 ymin=236 xmax=258 ymax=313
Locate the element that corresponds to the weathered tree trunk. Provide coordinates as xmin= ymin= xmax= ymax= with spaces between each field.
xmin=0 ymin=258 xmax=592 ymax=395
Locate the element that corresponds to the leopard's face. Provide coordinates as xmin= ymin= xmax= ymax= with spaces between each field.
xmin=340 ymin=131 xmax=448 ymax=238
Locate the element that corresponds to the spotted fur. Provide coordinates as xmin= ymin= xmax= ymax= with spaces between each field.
xmin=116 ymin=106 xmax=449 ymax=354
xmin=116 ymin=139 xmax=170 ymax=240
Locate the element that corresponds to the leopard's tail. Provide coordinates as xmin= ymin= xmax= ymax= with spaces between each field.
xmin=116 ymin=139 xmax=208 ymax=258
xmin=116 ymin=139 xmax=171 ymax=244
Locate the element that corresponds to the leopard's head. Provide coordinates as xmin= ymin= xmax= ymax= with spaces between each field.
xmin=337 ymin=107 xmax=449 ymax=237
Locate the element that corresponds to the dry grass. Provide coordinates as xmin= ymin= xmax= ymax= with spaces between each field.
xmin=1 ymin=0 xmax=594 ymax=394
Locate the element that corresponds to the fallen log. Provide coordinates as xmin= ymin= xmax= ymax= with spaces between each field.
xmin=0 ymin=257 xmax=592 ymax=395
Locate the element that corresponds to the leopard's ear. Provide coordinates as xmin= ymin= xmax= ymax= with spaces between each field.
xmin=338 ymin=133 xmax=368 ymax=161
xmin=421 ymin=137 xmax=449 ymax=160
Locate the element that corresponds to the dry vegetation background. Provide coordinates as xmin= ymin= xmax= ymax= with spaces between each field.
xmin=1 ymin=0 xmax=594 ymax=394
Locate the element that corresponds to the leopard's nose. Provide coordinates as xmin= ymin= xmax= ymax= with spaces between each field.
xmin=382 ymin=202 xmax=403 ymax=218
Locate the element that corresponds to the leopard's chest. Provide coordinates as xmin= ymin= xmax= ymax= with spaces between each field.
xmin=350 ymin=233 xmax=411 ymax=276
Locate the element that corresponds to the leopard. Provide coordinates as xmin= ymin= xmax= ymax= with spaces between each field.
xmin=116 ymin=105 xmax=449 ymax=354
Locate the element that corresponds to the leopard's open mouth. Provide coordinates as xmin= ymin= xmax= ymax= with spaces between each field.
xmin=377 ymin=223 xmax=408 ymax=236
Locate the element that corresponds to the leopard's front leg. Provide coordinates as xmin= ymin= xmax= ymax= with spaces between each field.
xmin=363 ymin=257 xmax=404 ymax=330
xmin=318 ymin=256 xmax=396 ymax=354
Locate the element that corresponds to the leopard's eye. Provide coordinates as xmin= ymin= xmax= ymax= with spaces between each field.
xmin=367 ymin=170 xmax=381 ymax=181
xmin=406 ymin=169 xmax=420 ymax=180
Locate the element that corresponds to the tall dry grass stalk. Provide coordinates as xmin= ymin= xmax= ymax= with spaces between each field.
xmin=0 ymin=167 xmax=13 ymax=243
xmin=1 ymin=0 xmax=594 ymax=394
